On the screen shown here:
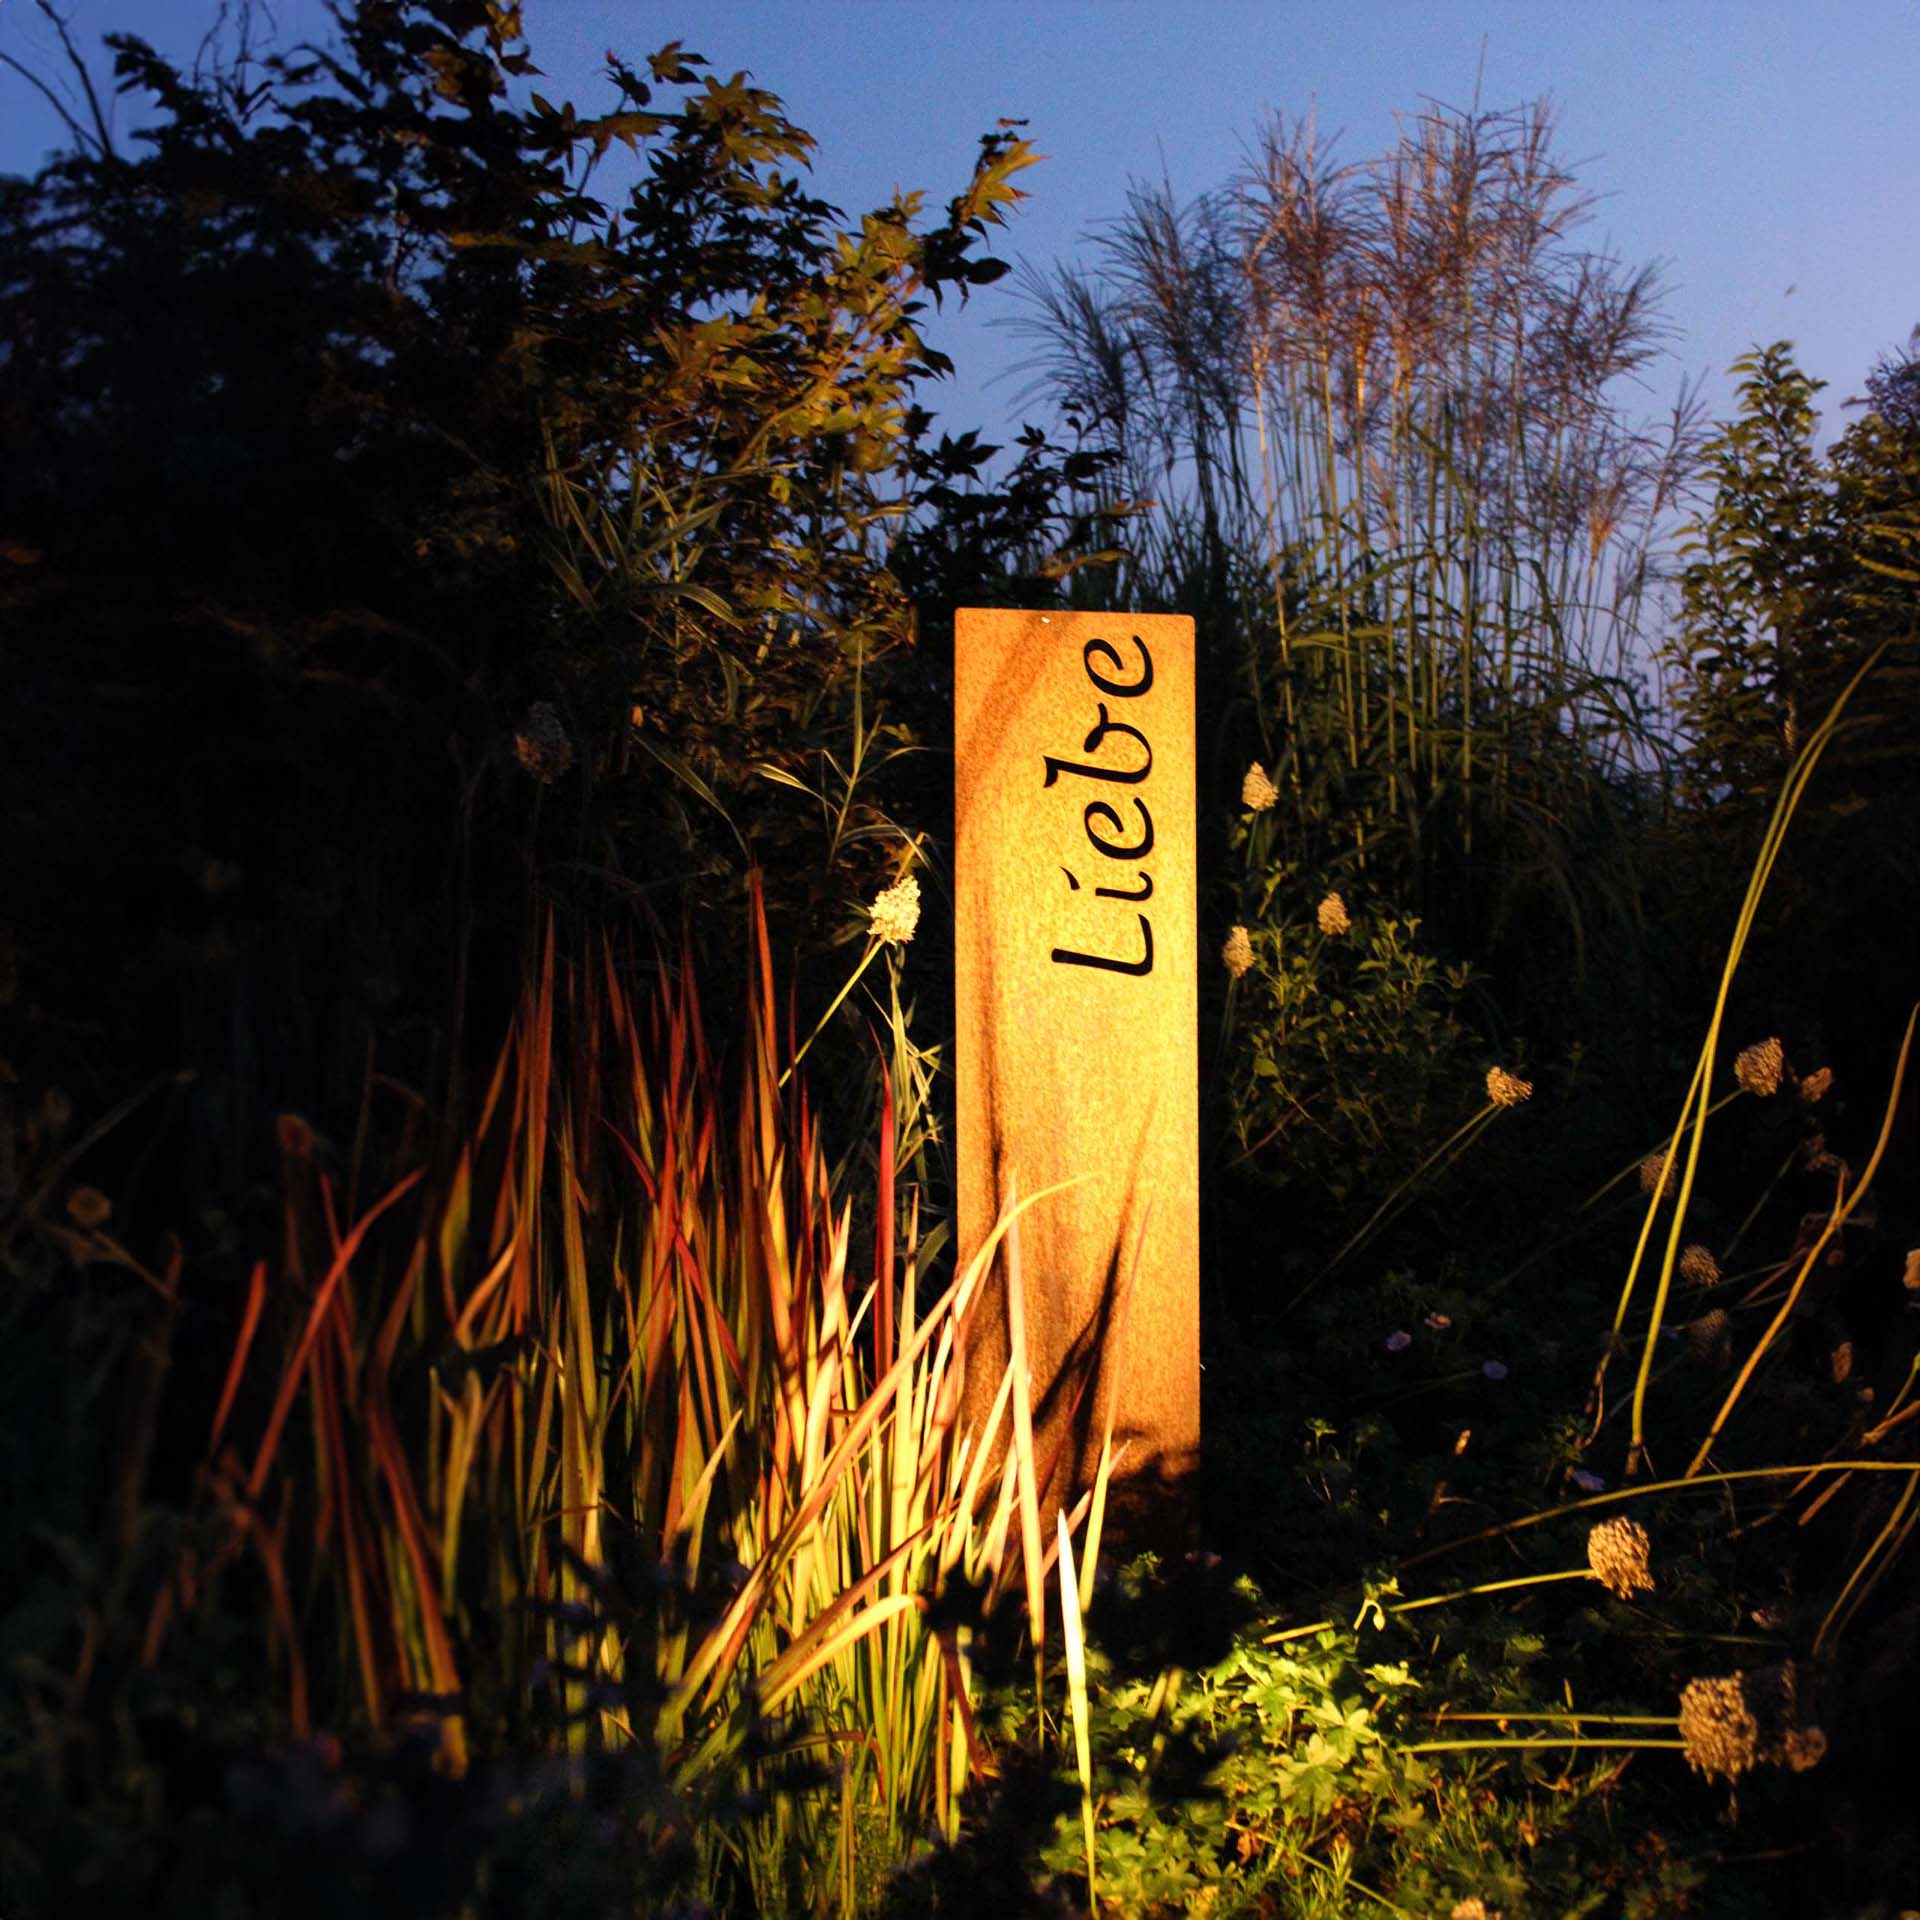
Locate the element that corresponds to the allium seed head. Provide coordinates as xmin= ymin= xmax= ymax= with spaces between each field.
xmin=1241 ymin=761 xmax=1278 ymax=811
xmin=1735 ymin=1036 xmax=1786 ymax=1098
xmin=1639 ymin=1151 xmax=1675 ymax=1203
xmin=1222 ymin=924 xmax=1255 ymax=979
xmin=1679 ymin=1244 xmax=1721 ymax=1289
xmin=1680 ymin=1673 xmax=1760 ymax=1783
xmin=1798 ymin=1066 xmax=1833 ymax=1104
xmin=1316 ymin=891 xmax=1351 ymax=936
xmin=1746 ymin=1661 xmax=1824 ymax=1773
xmin=1688 ymin=1309 xmax=1733 ymax=1369
xmin=1485 ymin=1066 xmax=1533 ymax=1108
xmin=513 ymin=701 xmax=575 ymax=783
xmin=1586 ymin=1516 xmax=1655 ymax=1599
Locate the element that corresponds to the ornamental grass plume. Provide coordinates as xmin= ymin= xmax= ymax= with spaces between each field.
xmin=513 ymin=700 xmax=574 ymax=782
xmin=1222 ymin=924 xmax=1255 ymax=979
xmin=1241 ymin=761 xmax=1278 ymax=811
xmin=1485 ymin=1066 xmax=1533 ymax=1108
xmin=1586 ymin=1516 xmax=1655 ymax=1599
xmin=1798 ymin=1065 xmax=1833 ymax=1104
xmin=1735 ymin=1036 xmax=1786 ymax=1098
xmin=1678 ymin=1244 xmax=1721 ymax=1289
xmin=1316 ymin=891 xmax=1351 ymax=936
xmin=868 ymin=873 xmax=921 ymax=946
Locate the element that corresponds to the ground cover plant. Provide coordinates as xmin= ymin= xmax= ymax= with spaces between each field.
xmin=4 ymin=4 xmax=1919 ymax=1916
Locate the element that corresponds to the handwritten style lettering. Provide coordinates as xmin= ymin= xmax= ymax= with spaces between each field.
xmin=1046 ymin=635 xmax=1159 ymax=976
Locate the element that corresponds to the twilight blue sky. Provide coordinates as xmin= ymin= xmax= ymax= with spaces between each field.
xmin=4 ymin=1 xmax=1917 ymax=452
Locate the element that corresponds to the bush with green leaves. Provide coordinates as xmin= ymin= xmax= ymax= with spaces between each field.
xmin=0 ymin=0 xmax=1105 ymax=1206
xmin=1221 ymin=889 xmax=1480 ymax=1213
xmin=1662 ymin=338 xmax=1919 ymax=1094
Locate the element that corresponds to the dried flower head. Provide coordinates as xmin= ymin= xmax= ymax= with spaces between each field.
xmin=1746 ymin=1661 xmax=1825 ymax=1773
xmin=868 ymin=873 xmax=921 ymax=946
xmin=1688 ymin=1308 xmax=1733 ymax=1369
xmin=1450 ymin=1900 xmax=1499 ymax=1920
xmin=1798 ymin=1065 xmax=1833 ymax=1104
xmin=1241 ymin=761 xmax=1278 ymax=811
xmin=65 ymin=1185 xmax=112 ymax=1229
xmin=1678 ymin=1244 xmax=1721 ymax=1289
xmin=1316 ymin=891 xmax=1351 ymax=936
xmin=1735 ymin=1036 xmax=1786 ymax=1098
xmin=1680 ymin=1673 xmax=1760 ymax=1783
xmin=1485 ymin=1066 xmax=1533 ymax=1108
xmin=1904 ymin=1247 xmax=1920 ymax=1293
xmin=1587 ymin=1516 xmax=1655 ymax=1599
xmin=1638 ymin=1151 xmax=1675 ymax=1203
xmin=1222 ymin=924 xmax=1255 ymax=979
xmin=513 ymin=700 xmax=575 ymax=783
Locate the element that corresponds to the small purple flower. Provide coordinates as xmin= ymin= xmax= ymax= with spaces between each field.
xmin=1481 ymin=1359 xmax=1509 ymax=1381
xmin=1570 ymin=1468 xmax=1606 ymax=1493
xmin=1385 ymin=1329 xmax=1413 ymax=1352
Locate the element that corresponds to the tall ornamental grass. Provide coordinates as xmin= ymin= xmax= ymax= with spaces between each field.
xmin=1018 ymin=98 xmax=1705 ymax=981
xmin=143 ymin=880 xmax=1113 ymax=1911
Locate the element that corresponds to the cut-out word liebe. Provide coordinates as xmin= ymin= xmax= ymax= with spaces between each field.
xmin=1043 ymin=634 xmax=1157 ymax=976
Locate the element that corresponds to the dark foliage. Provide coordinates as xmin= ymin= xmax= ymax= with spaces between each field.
xmin=0 ymin=1 xmax=1114 ymax=1211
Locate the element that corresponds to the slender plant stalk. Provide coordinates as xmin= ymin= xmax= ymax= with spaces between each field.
xmin=1398 ymin=1461 xmax=1920 ymax=1577
xmin=1685 ymin=1007 xmax=1915 ymax=1477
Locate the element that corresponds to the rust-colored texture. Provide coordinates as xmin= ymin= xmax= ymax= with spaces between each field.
xmin=954 ymin=608 xmax=1199 ymax=1532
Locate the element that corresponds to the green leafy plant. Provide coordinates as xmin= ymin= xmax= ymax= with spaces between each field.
xmin=1221 ymin=889 xmax=1480 ymax=1213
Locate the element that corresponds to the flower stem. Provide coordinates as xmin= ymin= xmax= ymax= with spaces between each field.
xmin=1399 ymin=1459 xmax=1920 ymax=1576
xmin=1403 ymin=1737 xmax=1685 ymax=1754
xmin=1265 ymin=1566 xmax=1592 ymax=1644
xmin=1290 ymin=1100 xmax=1497 ymax=1308
xmin=781 ymin=939 xmax=882 ymax=1089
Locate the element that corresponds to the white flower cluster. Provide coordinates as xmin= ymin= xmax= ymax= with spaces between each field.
xmin=868 ymin=873 xmax=921 ymax=946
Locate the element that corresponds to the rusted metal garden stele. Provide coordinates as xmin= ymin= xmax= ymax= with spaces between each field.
xmin=954 ymin=609 xmax=1199 ymax=1543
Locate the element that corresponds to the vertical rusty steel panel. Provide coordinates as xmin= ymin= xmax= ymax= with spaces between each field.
xmin=954 ymin=608 xmax=1199 ymax=1535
